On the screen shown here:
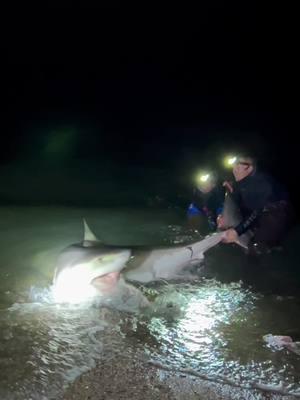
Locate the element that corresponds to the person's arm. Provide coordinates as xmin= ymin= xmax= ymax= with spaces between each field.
xmin=234 ymin=178 xmax=272 ymax=235
xmin=234 ymin=209 xmax=260 ymax=235
xmin=223 ymin=181 xmax=234 ymax=193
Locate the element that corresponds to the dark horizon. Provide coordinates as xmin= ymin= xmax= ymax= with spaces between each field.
xmin=0 ymin=4 xmax=298 ymax=204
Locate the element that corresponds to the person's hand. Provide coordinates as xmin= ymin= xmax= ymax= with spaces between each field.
xmin=223 ymin=181 xmax=233 ymax=193
xmin=217 ymin=214 xmax=226 ymax=229
xmin=222 ymin=228 xmax=239 ymax=243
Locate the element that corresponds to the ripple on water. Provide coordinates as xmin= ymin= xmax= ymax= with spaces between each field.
xmin=1 ymin=279 xmax=300 ymax=399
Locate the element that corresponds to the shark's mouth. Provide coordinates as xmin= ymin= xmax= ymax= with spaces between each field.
xmin=52 ymin=264 xmax=122 ymax=304
xmin=52 ymin=264 xmax=100 ymax=304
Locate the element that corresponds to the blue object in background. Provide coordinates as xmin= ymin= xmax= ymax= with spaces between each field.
xmin=187 ymin=203 xmax=203 ymax=216
xmin=216 ymin=206 xmax=223 ymax=216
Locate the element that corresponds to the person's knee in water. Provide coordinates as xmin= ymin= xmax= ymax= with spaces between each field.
xmin=187 ymin=171 xmax=225 ymax=233
xmin=218 ymin=154 xmax=293 ymax=253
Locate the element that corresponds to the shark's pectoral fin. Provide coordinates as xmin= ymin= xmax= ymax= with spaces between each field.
xmin=82 ymin=218 xmax=102 ymax=247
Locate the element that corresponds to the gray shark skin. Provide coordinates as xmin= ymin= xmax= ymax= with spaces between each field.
xmin=53 ymin=242 xmax=131 ymax=287
xmin=123 ymin=232 xmax=224 ymax=283
xmin=53 ymin=220 xmax=224 ymax=288
xmin=52 ymin=219 xmax=131 ymax=295
xmin=53 ymin=188 xmax=252 ymax=289
xmin=221 ymin=191 xmax=252 ymax=249
xmin=124 ymin=190 xmax=255 ymax=283
xmin=124 ymin=190 xmax=253 ymax=283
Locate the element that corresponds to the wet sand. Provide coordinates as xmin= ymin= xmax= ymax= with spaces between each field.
xmin=63 ymin=355 xmax=298 ymax=400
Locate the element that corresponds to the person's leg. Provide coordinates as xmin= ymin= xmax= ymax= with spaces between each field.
xmin=253 ymin=202 xmax=292 ymax=248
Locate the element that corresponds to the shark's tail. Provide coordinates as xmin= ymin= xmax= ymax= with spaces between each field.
xmin=220 ymin=192 xmax=251 ymax=249
xmin=191 ymin=232 xmax=224 ymax=256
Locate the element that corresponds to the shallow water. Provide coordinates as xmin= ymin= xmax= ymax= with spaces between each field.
xmin=0 ymin=205 xmax=300 ymax=399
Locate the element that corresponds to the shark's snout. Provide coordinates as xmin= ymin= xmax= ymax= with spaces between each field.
xmin=52 ymin=220 xmax=132 ymax=303
xmin=94 ymin=248 xmax=131 ymax=277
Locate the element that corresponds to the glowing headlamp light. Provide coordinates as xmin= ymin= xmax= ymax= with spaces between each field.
xmin=224 ymin=156 xmax=237 ymax=168
xmin=195 ymin=173 xmax=211 ymax=185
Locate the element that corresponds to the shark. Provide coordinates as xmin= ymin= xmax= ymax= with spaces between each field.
xmin=52 ymin=191 xmax=250 ymax=300
xmin=52 ymin=220 xmax=131 ymax=303
xmin=52 ymin=220 xmax=225 ymax=301
xmin=123 ymin=232 xmax=224 ymax=283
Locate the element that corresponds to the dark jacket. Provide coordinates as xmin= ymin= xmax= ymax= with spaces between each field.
xmin=232 ymin=170 xmax=289 ymax=235
xmin=191 ymin=184 xmax=225 ymax=222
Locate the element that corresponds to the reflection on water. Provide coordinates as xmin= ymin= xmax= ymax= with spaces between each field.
xmin=145 ymin=280 xmax=300 ymax=392
xmin=1 ymin=280 xmax=300 ymax=398
xmin=0 ymin=302 xmax=127 ymax=400
xmin=0 ymin=206 xmax=300 ymax=399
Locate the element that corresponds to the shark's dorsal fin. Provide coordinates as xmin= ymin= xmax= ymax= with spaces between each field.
xmin=83 ymin=219 xmax=100 ymax=247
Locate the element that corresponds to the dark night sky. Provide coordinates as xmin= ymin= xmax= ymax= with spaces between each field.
xmin=0 ymin=4 xmax=298 ymax=201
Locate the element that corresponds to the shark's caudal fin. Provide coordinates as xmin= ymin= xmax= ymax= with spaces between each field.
xmin=190 ymin=232 xmax=224 ymax=257
xmin=82 ymin=219 xmax=101 ymax=247
xmin=222 ymin=191 xmax=242 ymax=229
xmin=221 ymin=192 xmax=251 ymax=249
